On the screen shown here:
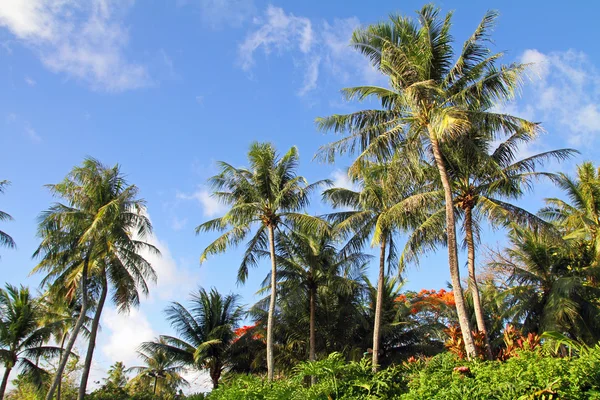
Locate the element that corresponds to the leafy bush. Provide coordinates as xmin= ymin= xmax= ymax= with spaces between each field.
xmin=208 ymin=348 xmax=600 ymax=399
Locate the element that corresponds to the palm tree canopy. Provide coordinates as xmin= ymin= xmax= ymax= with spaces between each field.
xmin=197 ymin=142 xmax=330 ymax=283
xmin=0 ymin=180 xmax=15 ymax=250
xmin=541 ymin=162 xmax=600 ymax=259
xmin=140 ymin=288 xmax=243 ymax=376
xmin=0 ymin=285 xmax=63 ymax=389
xmin=33 ymin=157 xmax=159 ymax=312
xmin=315 ymin=4 xmax=536 ymax=174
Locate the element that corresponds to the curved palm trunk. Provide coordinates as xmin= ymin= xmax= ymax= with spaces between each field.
xmin=372 ymin=236 xmax=386 ymax=372
xmin=430 ymin=137 xmax=476 ymax=359
xmin=46 ymin=257 xmax=91 ymax=400
xmin=266 ymin=224 xmax=277 ymax=381
xmin=0 ymin=366 xmax=12 ymax=400
xmin=78 ymin=270 xmax=108 ymax=400
xmin=309 ymin=277 xmax=317 ymax=385
xmin=57 ymin=332 xmax=68 ymax=400
xmin=464 ymin=206 xmax=493 ymax=360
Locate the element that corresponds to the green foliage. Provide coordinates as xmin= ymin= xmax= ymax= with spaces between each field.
xmin=208 ymin=353 xmax=405 ymax=400
xmin=209 ymin=347 xmax=600 ymax=399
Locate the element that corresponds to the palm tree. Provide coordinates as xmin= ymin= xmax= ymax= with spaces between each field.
xmin=140 ymin=288 xmax=243 ymax=389
xmin=39 ymin=294 xmax=91 ymax=400
xmin=0 ymin=181 xmax=15 ymax=251
xmin=541 ymin=162 xmax=600 ymax=261
xmin=33 ymin=157 xmax=158 ymax=400
xmin=488 ymin=226 xmax=600 ymax=343
xmin=263 ymin=228 xmax=369 ymax=366
xmin=316 ymin=5 xmax=537 ymax=358
xmin=128 ymin=337 xmax=188 ymax=397
xmin=196 ymin=142 xmax=328 ymax=380
xmin=105 ymin=361 xmax=128 ymax=389
xmin=323 ymin=160 xmax=427 ymax=370
xmin=0 ymin=285 xmax=62 ymax=400
xmin=402 ymin=129 xmax=575 ymax=358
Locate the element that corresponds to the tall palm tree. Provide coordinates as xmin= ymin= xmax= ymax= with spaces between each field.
xmin=33 ymin=157 xmax=157 ymax=400
xmin=196 ymin=142 xmax=328 ymax=380
xmin=323 ymin=160 xmax=427 ymax=370
xmin=128 ymin=337 xmax=188 ymax=397
xmin=140 ymin=288 xmax=243 ymax=389
xmin=402 ymin=130 xmax=575 ymax=358
xmin=0 ymin=181 xmax=15 ymax=251
xmin=0 ymin=285 xmax=61 ymax=400
xmin=263 ymin=228 xmax=370 ymax=366
xmin=316 ymin=5 xmax=536 ymax=358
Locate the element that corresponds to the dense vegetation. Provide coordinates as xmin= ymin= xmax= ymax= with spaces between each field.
xmin=1 ymin=3 xmax=600 ymax=400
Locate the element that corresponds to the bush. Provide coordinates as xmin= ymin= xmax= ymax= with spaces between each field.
xmin=208 ymin=347 xmax=600 ymax=399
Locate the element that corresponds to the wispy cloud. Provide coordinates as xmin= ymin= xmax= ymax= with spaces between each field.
xmin=24 ymin=76 xmax=36 ymax=86
xmin=0 ymin=0 xmax=149 ymax=92
xmin=179 ymin=0 xmax=255 ymax=28
xmin=24 ymin=125 xmax=42 ymax=143
xmin=239 ymin=5 xmax=314 ymax=71
xmin=177 ymin=187 xmax=227 ymax=217
xmin=238 ymin=7 xmax=384 ymax=96
xmin=170 ymin=216 xmax=188 ymax=231
xmin=520 ymin=49 xmax=600 ymax=145
xmin=6 ymin=113 xmax=42 ymax=143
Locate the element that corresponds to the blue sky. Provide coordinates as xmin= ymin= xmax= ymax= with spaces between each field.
xmin=1 ymin=0 xmax=600 ymax=391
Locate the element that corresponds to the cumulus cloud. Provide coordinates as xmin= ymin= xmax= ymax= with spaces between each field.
xmin=520 ymin=49 xmax=600 ymax=145
xmin=101 ymin=307 xmax=156 ymax=365
xmin=0 ymin=0 xmax=149 ymax=92
xmin=238 ymin=7 xmax=384 ymax=96
xmin=177 ymin=188 xmax=227 ymax=217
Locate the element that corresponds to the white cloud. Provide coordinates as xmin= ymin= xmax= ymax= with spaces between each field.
xmin=521 ymin=49 xmax=550 ymax=80
xmin=331 ymin=169 xmax=354 ymax=190
xmin=24 ymin=76 xmax=36 ymax=86
xmin=298 ymin=56 xmax=320 ymax=96
xmin=136 ymin=216 xmax=198 ymax=301
xmin=0 ymin=0 xmax=149 ymax=92
xmin=177 ymin=188 xmax=227 ymax=217
xmin=239 ymin=5 xmax=314 ymax=71
xmin=519 ymin=49 xmax=600 ymax=145
xmin=101 ymin=307 xmax=156 ymax=365
xmin=24 ymin=125 xmax=42 ymax=143
xmin=238 ymin=8 xmax=385 ymax=96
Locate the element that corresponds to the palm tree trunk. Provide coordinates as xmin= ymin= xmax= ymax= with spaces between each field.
xmin=464 ymin=206 xmax=493 ymax=360
xmin=266 ymin=224 xmax=277 ymax=381
xmin=57 ymin=332 xmax=68 ymax=400
xmin=309 ymin=278 xmax=317 ymax=386
xmin=46 ymin=256 xmax=91 ymax=400
xmin=309 ymin=282 xmax=316 ymax=363
xmin=0 ymin=366 xmax=12 ymax=400
xmin=78 ymin=270 xmax=108 ymax=400
xmin=153 ymin=376 xmax=158 ymax=394
xmin=430 ymin=136 xmax=477 ymax=359
xmin=211 ymin=366 xmax=221 ymax=389
xmin=372 ymin=235 xmax=386 ymax=372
